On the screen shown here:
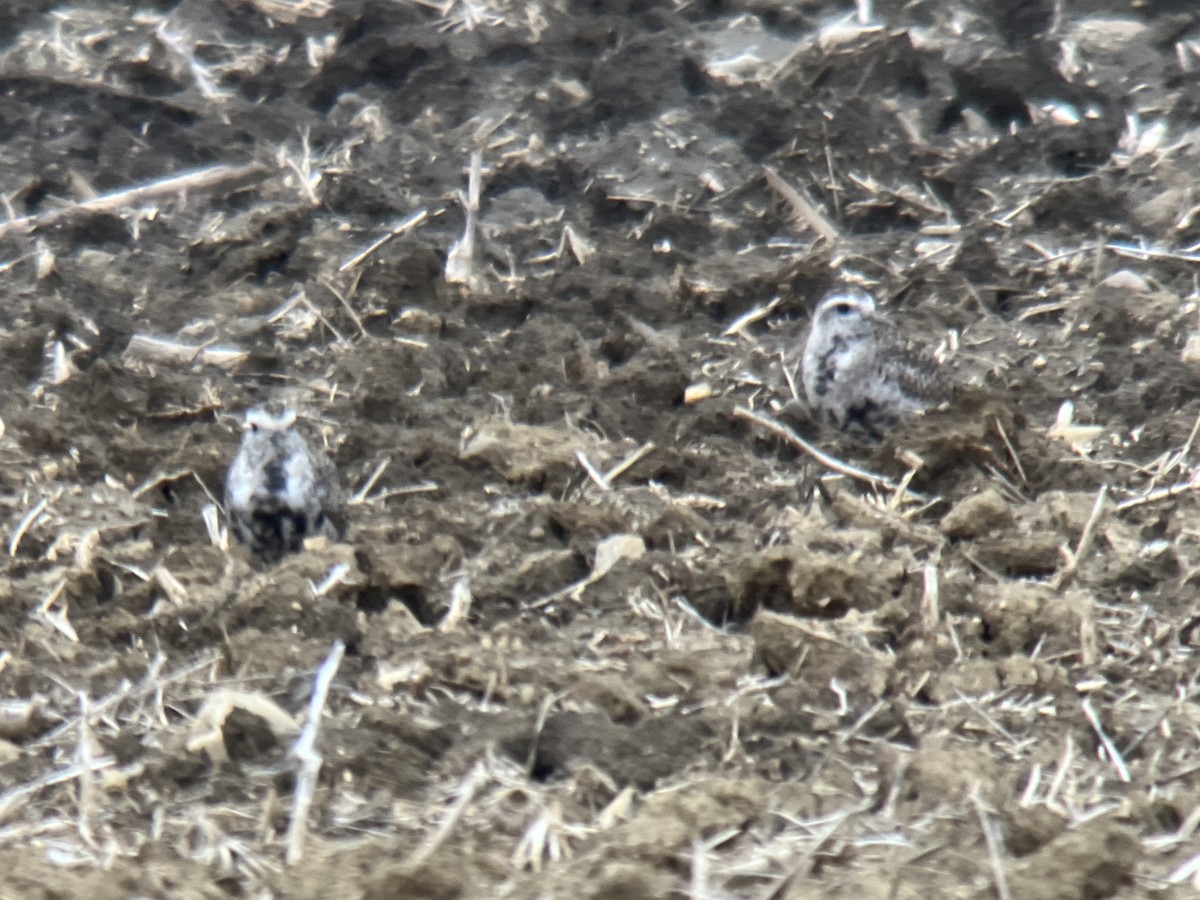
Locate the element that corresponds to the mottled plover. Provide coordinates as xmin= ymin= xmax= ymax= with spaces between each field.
xmin=224 ymin=406 xmax=346 ymax=562
xmin=801 ymin=289 xmax=944 ymax=438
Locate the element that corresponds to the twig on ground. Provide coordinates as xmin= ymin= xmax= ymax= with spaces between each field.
xmin=689 ymin=827 xmax=742 ymax=898
xmin=1050 ymin=484 xmax=1107 ymax=589
xmin=125 ymin=334 xmax=248 ymax=369
xmin=778 ymin=351 xmax=802 ymax=402
xmin=1077 ymin=596 xmax=1098 ymax=666
xmin=349 ymin=457 xmax=391 ymax=505
xmin=994 ymin=417 xmax=1027 ymax=485
xmin=439 ymin=577 xmax=473 ymax=632
xmin=0 ymin=163 xmax=269 ymax=241
xmin=1080 ymin=698 xmax=1131 ymax=783
xmin=1141 ymin=410 xmax=1200 ymax=495
xmin=284 ymin=639 xmax=345 ymax=865
xmin=954 ymin=690 xmax=1019 ymax=744
xmin=575 ymin=450 xmax=611 ymax=491
xmin=309 ymin=563 xmax=352 ymax=597
xmin=755 ymin=807 xmax=860 ymax=900
xmin=971 ymin=792 xmax=1013 ymax=900
xmin=1116 ymin=477 xmax=1200 ymax=511
xmin=762 ymin=166 xmax=840 ymax=242
xmin=0 ymin=756 xmax=117 ymax=823
xmin=9 ymin=496 xmax=50 ymax=556
xmin=724 ymin=296 xmax=783 ymax=337
xmin=28 ymin=653 xmax=201 ymax=751
xmin=1016 ymin=301 xmax=1070 ymax=321
xmin=1167 ymin=850 xmax=1200 ymax=886
xmin=732 ymin=406 xmax=913 ymax=495
xmin=319 ymin=276 xmax=370 ymax=340
xmin=888 ymin=459 xmax=920 ymax=509
xmin=523 ymin=693 xmax=557 ymax=776
xmin=155 ymin=21 xmax=228 ymax=100
xmin=921 ymin=556 xmax=940 ymax=632
xmin=671 ymin=596 xmax=729 ymax=634
xmin=36 ymin=579 xmax=78 ymax=643
xmin=1107 ymin=241 xmax=1200 ymax=264
xmin=265 ymin=290 xmax=351 ymax=348
xmin=359 ymin=481 xmax=439 ymax=504
xmin=75 ymin=693 xmax=97 ymax=850
xmin=445 ymin=151 xmax=483 ymax=289
xmin=338 ymin=208 xmax=430 ymax=272
xmin=1042 ymin=735 xmax=1074 ymax=811
xmin=603 ymin=442 xmax=655 ymax=485
xmin=405 ymin=761 xmax=489 ymax=869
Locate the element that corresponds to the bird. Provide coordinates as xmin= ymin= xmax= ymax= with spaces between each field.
xmin=801 ymin=289 xmax=945 ymax=439
xmin=224 ymin=406 xmax=346 ymax=562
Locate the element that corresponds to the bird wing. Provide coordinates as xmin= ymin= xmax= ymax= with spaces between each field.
xmin=876 ymin=326 xmax=949 ymax=403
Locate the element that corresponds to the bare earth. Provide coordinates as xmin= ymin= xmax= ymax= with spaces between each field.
xmin=0 ymin=0 xmax=1199 ymax=897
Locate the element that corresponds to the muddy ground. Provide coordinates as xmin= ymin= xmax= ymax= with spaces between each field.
xmin=0 ymin=0 xmax=1199 ymax=896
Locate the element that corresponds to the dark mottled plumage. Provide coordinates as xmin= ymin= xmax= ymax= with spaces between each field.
xmin=801 ymin=290 xmax=945 ymax=439
xmin=224 ymin=407 xmax=346 ymax=562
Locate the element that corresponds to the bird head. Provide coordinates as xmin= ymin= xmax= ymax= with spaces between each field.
xmin=242 ymin=405 xmax=298 ymax=434
xmin=811 ymin=289 xmax=879 ymax=340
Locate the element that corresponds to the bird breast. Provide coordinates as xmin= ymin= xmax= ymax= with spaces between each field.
xmin=228 ymin=432 xmax=312 ymax=509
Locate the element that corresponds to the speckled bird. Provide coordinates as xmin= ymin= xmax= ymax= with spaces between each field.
xmin=224 ymin=406 xmax=346 ymax=562
xmin=801 ymin=289 xmax=945 ymax=439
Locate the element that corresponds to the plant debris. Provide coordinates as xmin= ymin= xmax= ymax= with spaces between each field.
xmin=0 ymin=0 xmax=1198 ymax=895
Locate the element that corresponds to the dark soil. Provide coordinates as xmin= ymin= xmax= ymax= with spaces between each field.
xmin=0 ymin=0 xmax=1198 ymax=896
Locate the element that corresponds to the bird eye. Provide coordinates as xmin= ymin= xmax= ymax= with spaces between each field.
xmin=833 ymin=302 xmax=854 ymax=316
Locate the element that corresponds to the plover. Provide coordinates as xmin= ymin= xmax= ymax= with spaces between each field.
xmin=224 ymin=406 xmax=346 ymax=562
xmin=801 ymin=289 xmax=944 ymax=438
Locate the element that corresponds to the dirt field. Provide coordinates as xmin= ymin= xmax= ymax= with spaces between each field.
xmin=2 ymin=0 xmax=1200 ymax=896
